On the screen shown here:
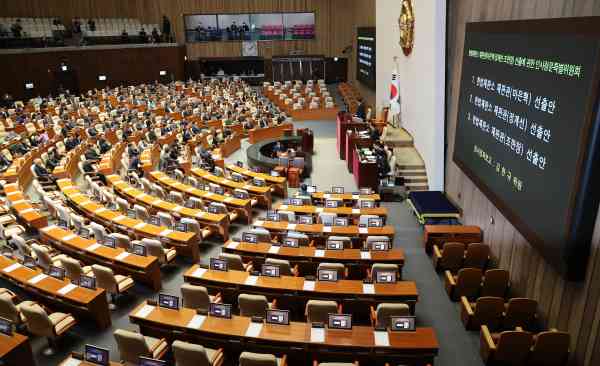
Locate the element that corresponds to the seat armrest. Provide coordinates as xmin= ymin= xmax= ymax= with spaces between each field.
xmin=480 ymin=325 xmax=496 ymax=363
xmin=460 ymin=296 xmax=474 ymax=316
xmin=280 ymin=354 xmax=288 ymax=366
xmin=149 ymin=337 xmax=167 ymax=357
xmin=270 ymin=298 xmax=277 ymax=309
xmin=432 ymin=245 xmax=442 ymax=270
xmin=244 ymin=261 xmax=254 ymax=272
xmin=292 ymin=264 xmax=299 ymax=277
xmin=308 ymin=239 xmax=315 ymax=247
xmin=370 ymin=306 xmax=377 ymax=327
xmin=212 ymin=348 xmax=225 ymax=366
xmin=460 ymin=296 xmax=474 ymax=330
xmin=444 ymin=270 xmax=456 ymax=300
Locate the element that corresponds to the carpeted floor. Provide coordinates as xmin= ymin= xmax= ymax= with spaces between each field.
xmin=2 ymin=118 xmax=484 ymax=366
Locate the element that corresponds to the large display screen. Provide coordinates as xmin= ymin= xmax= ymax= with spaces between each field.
xmin=184 ymin=12 xmax=315 ymax=43
xmin=453 ymin=18 xmax=600 ymax=280
xmin=356 ymin=27 xmax=376 ymax=90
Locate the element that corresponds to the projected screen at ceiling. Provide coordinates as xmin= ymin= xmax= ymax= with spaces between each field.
xmin=453 ymin=18 xmax=600 ymax=280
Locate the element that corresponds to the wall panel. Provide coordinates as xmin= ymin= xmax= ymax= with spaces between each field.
xmin=445 ymin=1 xmax=600 ymax=365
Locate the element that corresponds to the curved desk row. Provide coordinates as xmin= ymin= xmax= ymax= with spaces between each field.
xmin=225 ymin=163 xmax=287 ymax=198
xmin=149 ymin=171 xmax=253 ymax=224
xmin=5 ymin=183 xmax=48 ymax=230
xmin=129 ymin=301 xmax=438 ymax=365
xmin=39 ymin=225 xmax=162 ymax=291
xmin=310 ymin=192 xmax=381 ymax=204
xmin=0 ymin=255 xmax=111 ymax=329
xmin=184 ymin=266 xmax=418 ymax=316
xmin=274 ymin=202 xmax=388 ymax=220
xmin=106 ymin=175 xmax=230 ymax=241
xmin=57 ymin=179 xmax=199 ymax=261
xmin=191 ymin=168 xmax=272 ymax=208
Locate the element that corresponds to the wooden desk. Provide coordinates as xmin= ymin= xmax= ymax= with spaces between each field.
xmin=423 ymin=225 xmax=483 ymax=255
xmin=274 ymin=203 xmax=387 ymax=221
xmin=59 ymin=357 xmax=122 ymax=366
xmin=252 ymin=220 xmax=395 ymax=245
xmin=149 ymin=171 xmax=253 ymax=225
xmin=191 ymin=168 xmax=272 ymax=208
xmin=0 ymin=333 xmax=35 ymax=366
xmin=311 ymin=192 xmax=381 ymax=204
xmin=0 ymin=255 xmax=111 ymax=329
xmin=215 ymin=133 xmax=241 ymax=158
xmin=53 ymin=143 xmax=86 ymax=179
xmin=4 ymin=184 xmax=48 ymax=229
xmin=225 ymin=163 xmax=288 ymax=198
xmin=128 ymin=302 xmax=437 ymax=365
xmin=57 ymin=179 xmax=199 ymax=261
xmin=222 ymin=240 xmax=404 ymax=278
xmin=346 ymin=133 xmax=372 ymax=173
xmin=248 ymin=123 xmax=293 ymax=145
xmin=353 ymin=148 xmax=379 ymax=193
xmin=40 ymin=225 xmax=162 ymax=291
xmin=106 ymin=175 xmax=230 ymax=241
xmin=184 ymin=266 xmax=417 ymax=315
xmin=99 ymin=142 xmax=125 ymax=175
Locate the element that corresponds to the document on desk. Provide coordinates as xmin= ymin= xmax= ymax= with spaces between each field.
xmin=87 ymin=243 xmax=102 ymax=251
xmin=62 ymin=358 xmax=82 ymax=366
xmin=287 ymin=223 xmax=297 ymax=230
xmin=322 ymin=226 xmax=332 ymax=233
xmin=245 ymin=322 xmax=263 ymax=338
xmin=352 ymin=208 xmax=361 ymax=214
xmin=358 ymin=227 xmax=369 ymax=234
xmin=113 ymin=215 xmax=126 ymax=222
xmin=134 ymin=223 xmax=147 ymax=229
xmin=225 ymin=197 xmax=234 ymax=203
xmin=373 ymin=330 xmax=390 ymax=346
xmin=115 ymin=252 xmax=130 ymax=261
xmin=362 ymin=283 xmax=375 ymax=294
xmin=94 ymin=208 xmax=107 ymax=214
xmin=57 ymin=283 xmax=77 ymax=295
xmin=268 ymin=245 xmax=280 ymax=254
xmin=254 ymin=220 xmax=264 ymax=226
xmin=135 ymin=304 xmax=155 ymax=319
xmin=245 ymin=275 xmax=259 ymax=286
xmin=352 ymin=194 xmax=360 ymax=200
xmin=63 ymin=234 xmax=77 ymax=241
xmin=192 ymin=267 xmax=207 ymax=278
xmin=279 ymin=205 xmax=288 ymax=210
xmin=360 ymin=251 xmax=371 ymax=260
xmin=160 ymin=229 xmax=173 ymax=236
xmin=227 ymin=241 xmax=239 ymax=249
xmin=310 ymin=327 xmax=325 ymax=342
xmin=28 ymin=273 xmax=48 ymax=284
xmin=186 ymin=314 xmax=206 ymax=329
xmin=3 ymin=263 xmax=22 ymax=273
xmin=303 ymin=280 xmax=316 ymax=291
xmin=316 ymin=207 xmax=324 ymax=213
xmin=314 ymin=250 xmax=325 ymax=257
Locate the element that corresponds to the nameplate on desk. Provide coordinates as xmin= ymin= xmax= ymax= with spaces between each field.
xmin=316 ymin=207 xmax=324 ymax=213
xmin=224 ymin=197 xmax=234 ymax=203
xmin=358 ymin=227 xmax=369 ymax=234
xmin=362 ymin=283 xmax=375 ymax=294
xmin=12 ymin=199 xmax=26 ymax=205
xmin=324 ymin=194 xmax=331 ymax=199
xmin=20 ymin=208 xmax=35 ymax=214
xmin=186 ymin=314 xmax=206 ymax=329
xmin=245 ymin=275 xmax=259 ymax=286
xmin=152 ymin=199 xmax=163 ymax=205
xmin=205 ymin=192 xmax=214 ymax=197
xmin=87 ymin=243 xmax=102 ymax=251
xmin=172 ymin=206 xmax=183 ymax=213
xmin=135 ymin=304 xmax=155 ymax=319
xmin=192 ymin=267 xmax=207 ymax=278
xmin=160 ymin=229 xmax=173 ymax=236
xmin=373 ymin=330 xmax=390 ymax=346
xmin=310 ymin=327 xmax=325 ymax=343
xmin=254 ymin=220 xmax=264 ymax=226
xmin=227 ymin=241 xmax=239 ymax=249
xmin=303 ymin=280 xmax=316 ymax=291
xmin=314 ymin=250 xmax=325 ymax=258
xmin=94 ymin=208 xmax=107 ymax=214
xmin=6 ymin=191 xmax=20 ymax=197
xmin=62 ymin=358 xmax=82 ymax=366
xmin=360 ymin=251 xmax=371 ymax=260
xmin=138 ymin=193 xmax=148 ymax=199
xmin=134 ymin=223 xmax=147 ymax=229
xmin=195 ymin=212 xmax=206 ymax=218
xmin=279 ymin=205 xmax=288 ymax=210
xmin=186 ymin=187 xmax=195 ymax=193
xmin=352 ymin=194 xmax=359 ymax=200
xmin=114 ymin=215 xmax=126 ymax=222
xmin=3 ymin=263 xmax=22 ymax=273
xmin=70 ymin=192 xmax=83 ymax=198
xmin=28 ymin=273 xmax=48 ymax=284
xmin=243 ymin=185 xmax=252 ymax=189
xmin=57 ymin=283 xmax=77 ymax=295
xmin=245 ymin=322 xmax=263 ymax=338
xmin=287 ymin=223 xmax=297 ymax=230
xmin=352 ymin=208 xmax=360 ymax=214
xmin=123 ymin=187 xmax=135 ymax=193
xmin=115 ymin=252 xmax=130 ymax=261
xmin=268 ymin=245 xmax=280 ymax=254
xmin=322 ymin=226 xmax=332 ymax=233
xmin=63 ymin=234 xmax=77 ymax=241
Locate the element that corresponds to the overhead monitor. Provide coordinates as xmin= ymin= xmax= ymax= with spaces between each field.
xmin=356 ymin=27 xmax=376 ymax=90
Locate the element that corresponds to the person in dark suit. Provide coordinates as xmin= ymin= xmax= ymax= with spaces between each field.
xmin=84 ymin=147 xmax=101 ymax=162
xmin=355 ymin=98 xmax=367 ymax=121
xmin=98 ymin=138 xmax=111 ymax=154
xmin=33 ymin=158 xmax=56 ymax=184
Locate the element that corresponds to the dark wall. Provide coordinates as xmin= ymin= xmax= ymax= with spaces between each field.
xmin=0 ymin=45 xmax=185 ymax=100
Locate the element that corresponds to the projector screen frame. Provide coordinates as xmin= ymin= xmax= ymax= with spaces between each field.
xmin=452 ymin=17 xmax=600 ymax=281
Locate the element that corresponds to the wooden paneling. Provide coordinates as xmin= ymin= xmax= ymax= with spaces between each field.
xmin=348 ymin=0 xmax=376 ymax=107
xmin=445 ymin=1 xmax=600 ymax=365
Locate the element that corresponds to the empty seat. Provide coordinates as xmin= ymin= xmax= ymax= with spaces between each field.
xmin=238 ymin=294 xmax=273 ymax=318
xmin=114 ymin=329 xmax=168 ymax=364
xmin=318 ymin=212 xmax=337 ymax=226
xmin=503 ymin=298 xmax=538 ymax=330
xmin=61 ymin=256 xmax=92 ymax=283
xmin=90 ymin=222 xmax=109 ymax=243
xmin=142 ymin=238 xmax=176 ymax=266
xmin=326 ymin=236 xmax=351 ymax=249
xmin=108 ymin=232 xmax=130 ymax=250
xmin=306 ymin=300 xmax=339 ymax=324
xmin=181 ymin=284 xmax=221 ymax=313
xmin=265 ymin=258 xmax=297 ymax=276
xmin=91 ymin=264 xmax=135 ymax=309
xmin=528 ymin=329 xmax=570 ymax=366
xmin=239 ymin=351 xmax=285 ymax=366
xmin=158 ymin=211 xmax=175 ymax=228
xmin=460 ymin=296 xmax=505 ymax=331
xmin=20 ymin=302 xmax=77 ymax=356
xmin=480 ymin=269 xmax=510 ymax=298
xmin=444 ymin=267 xmax=483 ymax=301
xmin=370 ymin=303 xmax=410 ymax=328
xmin=0 ymin=292 xmax=36 ymax=328
xmin=219 ymin=253 xmax=253 ymax=272
xmin=463 ymin=243 xmax=490 ymax=269
xmin=432 ymin=242 xmax=465 ymax=272
xmin=134 ymin=204 xmax=150 ymax=222
xmin=169 ymin=191 xmax=185 ymax=205
xmin=317 ymin=262 xmax=346 ymax=279
xmin=370 ymin=263 xmax=401 ymax=281
xmin=172 ymin=340 xmax=224 ymax=366
xmin=480 ymin=326 xmax=533 ymax=366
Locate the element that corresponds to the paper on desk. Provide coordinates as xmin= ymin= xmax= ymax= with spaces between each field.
xmin=87 ymin=243 xmax=102 ymax=251
xmin=352 ymin=208 xmax=360 ymax=214
xmin=268 ymin=245 xmax=280 ymax=254
xmin=245 ymin=275 xmax=259 ymax=286
xmin=187 ymin=314 xmax=206 ymax=329
xmin=287 ymin=223 xmax=297 ymax=230
xmin=113 ymin=215 xmax=126 ymax=222
xmin=314 ymin=250 xmax=325 ymax=258
xmin=134 ymin=222 xmax=147 ymax=229
xmin=303 ymin=280 xmax=316 ymax=291
xmin=3 ymin=263 xmax=22 ymax=273
xmin=362 ymin=283 xmax=375 ymax=294
xmin=21 ymin=208 xmax=34 ymax=214
xmin=352 ymin=194 xmax=359 ymax=200
xmin=205 ymin=192 xmax=214 ymax=197
xmin=152 ymin=199 xmax=163 ymax=205
xmin=94 ymin=208 xmax=107 ymax=214
xmin=28 ymin=273 xmax=48 ymax=284
xmin=192 ymin=267 xmax=207 ymax=278
xmin=322 ymin=226 xmax=332 ymax=233
xmin=63 ymin=234 xmax=76 ymax=241
xmin=245 ymin=322 xmax=263 ymax=338
xmin=115 ymin=252 xmax=130 ymax=261
xmin=195 ymin=212 xmax=206 ymax=218
xmin=279 ymin=204 xmax=288 ymax=210
xmin=358 ymin=227 xmax=369 ymax=234
xmin=310 ymin=327 xmax=325 ymax=342
xmin=316 ymin=207 xmax=324 ymax=213
xmin=360 ymin=251 xmax=371 ymax=260
xmin=225 ymin=197 xmax=234 ymax=203
xmin=62 ymin=358 xmax=82 ymax=366
xmin=57 ymin=283 xmax=77 ymax=295
xmin=373 ymin=330 xmax=390 ymax=346
xmin=172 ymin=206 xmax=183 ymax=212
xmin=254 ymin=220 xmax=264 ymax=226
xmin=135 ymin=304 xmax=155 ymax=319
xmin=227 ymin=241 xmax=239 ymax=249
xmin=324 ymin=194 xmax=331 ymax=199
xmin=160 ymin=229 xmax=174 ymax=236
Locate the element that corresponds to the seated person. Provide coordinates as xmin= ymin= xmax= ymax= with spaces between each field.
xmin=87 ymin=127 xmax=98 ymax=137
xmin=0 ymin=153 xmax=11 ymax=172
xmin=9 ymin=140 xmax=28 ymax=156
xmin=151 ymin=28 xmax=160 ymax=43
xmin=97 ymin=138 xmax=112 ymax=154
xmin=11 ymin=19 xmax=22 ymax=38
xmin=65 ymin=136 xmax=80 ymax=151
xmin=127 ymin=143 xmax=139 ymax=158
xmin=32 ymin=158 xmax=55 ymax=184
xmin=84 ymin=147 xmax=101 ymax=162
xmin=355 ymin=98 xmax=367 ymax=121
